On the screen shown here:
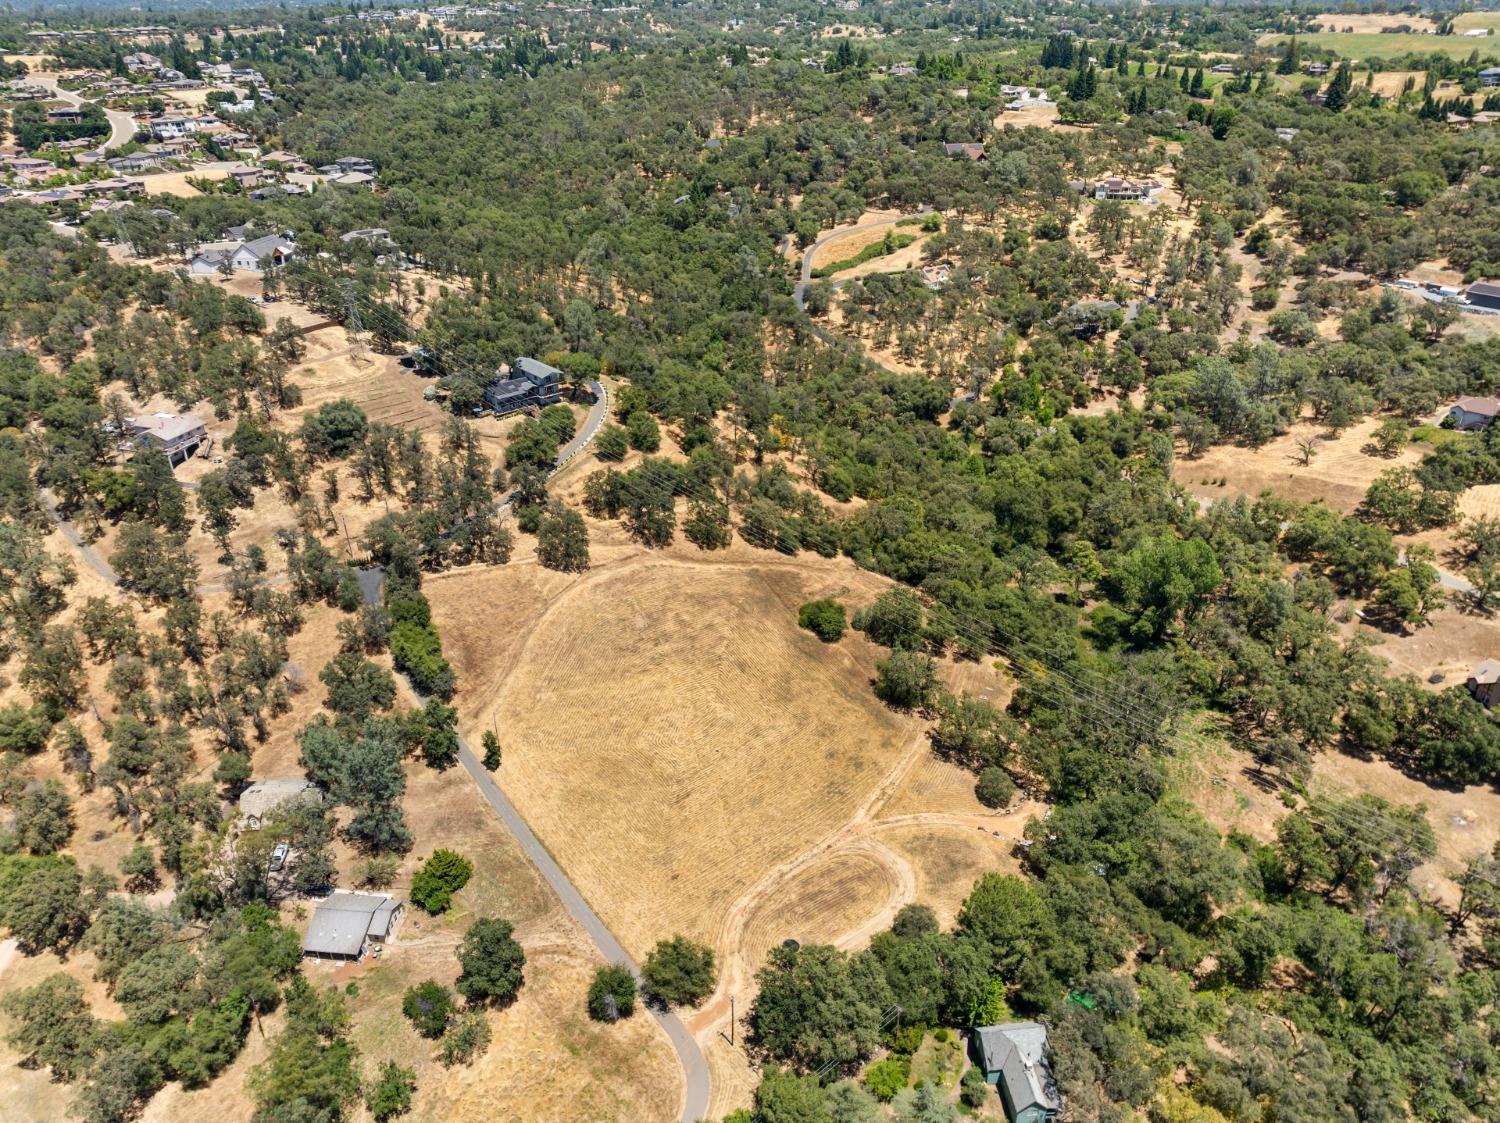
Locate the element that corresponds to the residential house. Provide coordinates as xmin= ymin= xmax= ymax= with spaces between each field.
xmin=943 ymin=141 xmax=986 ymax=160
xmin=1465 ymin=280 xmax=1500 ymax=311
xmin=108 ymin=152 xmax=165 ymax=174
xmin=1481 ymin=67 xmax=1500 ymax=87
xmin=1468 ymin=660 xmax=1500 ymax=708
xmin=1447 ymin=396 xmax=1500 ymax=431
xmin=45 ymin=107 xmax=83 ymax=123
xmin=483 ymin=356 xmax=564 ymax=416
xmin=189 ymin=232 xmax=295 ymax=275
xmin=238 ymin=779 xmax=322 ymax=829
xmin=148 ymin=115 xmax=199 ymax=141
xmin=230 ymin=167 xmax=268 ymax=189
xmin=969 ymin=1022 xmax=1063 ymax=1123
xmin=125 ymin=413 xmax=207 ymax=465
xmin=302 ymin=892 xmax=403 ymax=961
xmin=340 ymin=227 xmax=393 ymax=246
xmin=327 ymin=171 xmax=376 ymax=190
xmin=1074 ymin=176 xmax=1163 ymax=201
xmin=1275 ymin=126 xmax=1300 ymax=141
xmin=1305 ymin=62 xmax=1330 ymax=76
xmin=124 ymin=52 xmax=162 ymax=73
xmin=889 ymin=64 xmax=918 ymax=77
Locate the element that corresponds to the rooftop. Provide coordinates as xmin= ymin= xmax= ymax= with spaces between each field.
xmin=302 ymin=892 xmax=400 ymax=957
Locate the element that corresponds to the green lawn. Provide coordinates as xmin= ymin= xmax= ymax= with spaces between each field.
xmin=1258 ymin=30 xmax=1498 ymax=61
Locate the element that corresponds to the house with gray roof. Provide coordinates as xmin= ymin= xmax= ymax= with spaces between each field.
xmin=1448 ymin=395 xmax=1500 ymax=431
xmin=302 ymin=892 xmax=402 ymax=960
xmin=125 ymin=412 xmax=207 ymax=465
xmin=483 ymin=356 xmax=564 ymax=416
xmin=970 ymin=1022 xmax=1063 ymax=1123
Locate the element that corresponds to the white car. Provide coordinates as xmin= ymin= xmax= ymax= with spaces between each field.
xmin=269 ymin=842 xmax=289 ymax=872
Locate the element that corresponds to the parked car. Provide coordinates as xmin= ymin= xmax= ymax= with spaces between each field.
xmin=269 ymin=842 xmax=289 ymax=872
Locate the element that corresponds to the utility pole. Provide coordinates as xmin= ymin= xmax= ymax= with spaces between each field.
xmin=729 ymin=995 xmax=735 ymax=1045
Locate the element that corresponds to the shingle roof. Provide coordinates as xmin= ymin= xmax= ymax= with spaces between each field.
xmin=1454 ymin=396 xmax=1500 ymax=417
xmin=974 ymin=1022 xmax=1062 ymax=1115
xmin=238 ymin=779 xmax=321 ymax=822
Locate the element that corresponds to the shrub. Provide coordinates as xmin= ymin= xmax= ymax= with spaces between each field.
xmin=960 ymin=1065 xmax=990 ymax=1108
xmin=409 ymin=849 xmax=473 ymax=914
xmin=863 ymin=1055 xmax=910 ymax=1101
xmin=587 ymin=964 xmax=637 ymax=1021
xmin=390 ymin=621 xmax=456 ymax=699
xmin=798 ymin=598 xmax=847 ymax=643
xmin=596 ymin=424 xmax=629 ymax=461
xmin=626 ymin=411 xmax=661 ymax=452
xmin=401 ymin=980 xmax=453 ymax=1038
xmin=437 ymin=1011 xmax=492 ymax=1066
xmin=641 ymin=936 xmax=715 ymax=1007
xmin=975 ymin=766 xmax=1016 ymax=809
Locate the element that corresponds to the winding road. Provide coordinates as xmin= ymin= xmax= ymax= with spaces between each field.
xmin=29 ymin=72 xmax=139 ymax=151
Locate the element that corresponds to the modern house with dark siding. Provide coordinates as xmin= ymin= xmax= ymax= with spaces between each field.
xmin=483 ymin=356 xmax=564 ymax=415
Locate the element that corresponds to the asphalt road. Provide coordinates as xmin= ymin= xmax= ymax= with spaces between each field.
xmin=456 ymin=739 xmax=711 ymax=1122
xmin=30 ymin=72 xmax=139 ymax=151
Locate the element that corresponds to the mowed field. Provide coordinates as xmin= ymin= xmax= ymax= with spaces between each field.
xmin=440 ymin=545 xmax=920 ymax=958
xmin=427 ymin=518 xmax=1023 ymax=1117
xmin=1258 ymin=28 xmax=1494 ymax=60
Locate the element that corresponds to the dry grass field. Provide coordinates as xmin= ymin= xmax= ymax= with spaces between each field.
xmin=808 ymin=209 xmax=909 ymax=271
xmin=426 ymin=518 xmax=1035 ymax=1119
xmin=453 ymin=552 xmax=919 ymax=958
xmin=1180 ymin=734 xmax=1500 ymax=910
xmin=1173 ymin=415 xmax=1425 ymax=515
xmin=1312 ymin=13 xmax=1438 ymax=34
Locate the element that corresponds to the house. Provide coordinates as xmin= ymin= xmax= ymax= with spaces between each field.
xmin=108 ymin=153 xmax=164 ymax=174
xmin=1305 ymin=62 xmax=1330 ymax=76
xmin=326 ymin=155 xmax=376 ymax=175
xmin=889 ymin=64 xmax=918 ymax=77
xmin=1465 ymin=281 xmax=1500 ymax=311
xmin=124 ymin=52 xmax=162 ymax=73
xmin=1448 ymin=396 xmax=1500 ymax=431
xmin=483 ymin=356 xmax=564 ymax=416
xmin=327 ymin=171 xmax=376 ymax=189
xmin=1275 ymin=126 xmax=1300 ymax=141
xmin=148 ymin=115 xmax=199 ymax=140
xmin=1468 ymin=660 xmax=1500 ymax=708
xmin=45 ymin=107 xmax=83 ymax=123
xmin=1481 ymin=67 xmax=1500 ymax=87
xmin=1210 ymin=63 xmax=1237 ymax=74
xmin=341 ymin=227 xmax=393 ymax=246
xmin=302 ymin=892 xmax=403 ymax=961
xmin=190 ymin=233 xmax=295 ymax=275
xmin=944 ymin=141 xmax=986 ymax=160
xmin=125 ymin=412 xmax=207 ymax=465
xmin=238 ymin=779 xmax=322 ymax=829
xmin=1076 ymin=176 xmax=1163 ymax=201
xmin=969 ymin=1023 xmax=1063 ymax=1123
xmin=230 ymin=167 xmax=267 ymax=188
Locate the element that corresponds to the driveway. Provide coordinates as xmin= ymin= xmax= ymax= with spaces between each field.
xmin=30 ymin=72 xmax=138 ymax=151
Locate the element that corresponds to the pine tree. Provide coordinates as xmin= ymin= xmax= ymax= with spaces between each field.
xmin=1275 ymin=36 xmax=1300 ymax=76
xmin=1324 ymin=61 xmax=1352 ymax=112
xmin=1191 ymin=67 xmax=1205 ymax=96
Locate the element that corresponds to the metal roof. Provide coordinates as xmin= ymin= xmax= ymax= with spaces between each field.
xmin=302 ymin=892 xmax=399 ymax=957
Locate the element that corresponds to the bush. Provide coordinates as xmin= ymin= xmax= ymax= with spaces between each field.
xmin=587 ymin=964 xmax=637 ymax=1021
xmin=409 ymin=849 xmax=473 ymax=914
xmin=626 ymin=411 xmax=661 ymax=452
xmin=390 ymin=621 xmax=456 ymax=699
xmin=873 ymin=650 xmax=937 ymax=709
xmin=641 ymin=936 xmax=715 ymax=1007
xmin=863 ymin=1055 xmax=910 ymax=1101
xmin=960 ymin=1065 xmax=990 ymax=1108
xmin=300 ymin=399 xmax=368 ymax=459
xmin=798 ymin=598 xmax=847 ymax=643
xmin=596 ymin=424 xmax=629 ymax=461
xmin=401 ymin=980 xmax=453 ymax=1039
xmin=975 ymin=766 xmax=1016 ymax=809
xmin=437 ymin=1011 xmax=492 ymax=1066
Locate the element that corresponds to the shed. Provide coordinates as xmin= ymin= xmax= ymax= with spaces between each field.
xmin=1465 ymin=281 xmax=1500 ymax=311
xmin=1468 ymin=660 xmax=1500 ymax=709
xmin=238 ymin=779 xmax=321 ymax=828
xmin=302 ymin=892 xmax=402 ymax=960
xmin=969 ymin=1022 xmax=1063 ymax=1123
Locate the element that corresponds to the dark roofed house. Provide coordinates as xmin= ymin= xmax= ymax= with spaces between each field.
xmin=302 ymin=892 xmax=402 ymax=961
xmin=970 ymin=1022 xmax=1063 ymax=1123
xmin=1481 ymin=67 xmax=1500 ymax=87
xmin=1465 ymin=280 xmax=1500 ymax=311
xmin=943 ymin=141 xmax=986 ymax=160
xmin=483 ymin=356 xmax=564 ymax=416
xmin=1448 ymin=396 xmax=1500 ymax=431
